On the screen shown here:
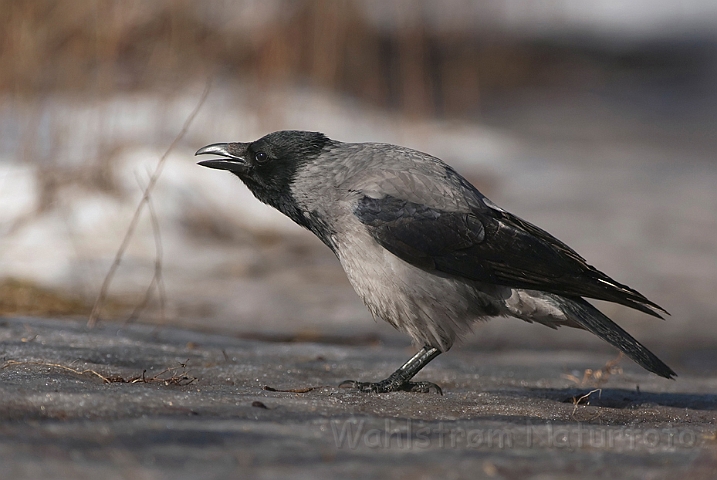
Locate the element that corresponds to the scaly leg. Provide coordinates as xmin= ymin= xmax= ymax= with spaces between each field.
xmin=339 ymin=346 xmax=442 ymax=394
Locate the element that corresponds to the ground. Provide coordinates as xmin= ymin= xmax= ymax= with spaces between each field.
xmin=1 ymin=316 xmax=715 ymax=479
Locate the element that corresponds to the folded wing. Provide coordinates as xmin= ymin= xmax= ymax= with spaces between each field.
xmin=354 ymin=194 xmax=667 ymax=318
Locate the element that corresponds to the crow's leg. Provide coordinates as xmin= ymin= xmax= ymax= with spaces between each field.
xmin=339 ymin=346 xmax=442 ymax=394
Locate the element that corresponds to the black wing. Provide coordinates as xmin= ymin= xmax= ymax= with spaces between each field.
xmin=355 ymin=194 xmax=667 ymax=318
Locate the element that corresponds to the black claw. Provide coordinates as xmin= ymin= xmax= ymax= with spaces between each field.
xmin=405 ymin=381 xmax=443 ymax=395
xmin=339 ymin=379 xmax=442 ymax=395
xmin=339 ymin=380 xmax=380 ymax=393
xmin=338 ymin=380 xmax=365 ymax=390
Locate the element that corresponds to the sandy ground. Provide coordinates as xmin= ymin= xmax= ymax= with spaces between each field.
xmin=0 ymin=316 xmax=715 ymax=479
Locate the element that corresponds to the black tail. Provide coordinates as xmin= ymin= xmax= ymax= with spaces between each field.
xmin=561 ymin=297 xmax=676 ymax=379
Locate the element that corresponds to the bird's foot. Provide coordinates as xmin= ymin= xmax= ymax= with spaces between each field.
xmin=339 ymin=379 xmax=442 ymax=395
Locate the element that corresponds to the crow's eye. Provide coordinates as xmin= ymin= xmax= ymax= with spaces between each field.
xmin=255 ymin=151 xmax=268 ymax=163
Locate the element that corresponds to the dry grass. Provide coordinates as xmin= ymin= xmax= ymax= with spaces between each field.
xmin=569 ymin=388 xmax=604 ymax=422
xmin=0 ymin=278 xmax=141 ymax=319
xmin=1 ymin=0 xmax=562 ymax=116
xmin=0 ymin=278 xmax=90 ymax=317
xmin=1 ymin=359 xmax=197 ymax=386
xmin=562 ymin=353 xmax=625 ymax=388
xmin=561 ymin=354 xmax=626 ymax=421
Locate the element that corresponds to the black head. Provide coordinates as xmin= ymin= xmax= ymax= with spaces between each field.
xmin=196 ymin=130 xmax=330 ymax=210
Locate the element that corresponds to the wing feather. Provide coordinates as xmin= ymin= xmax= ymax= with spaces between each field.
xmin=355 ymin=194 xmax=667 ymax=318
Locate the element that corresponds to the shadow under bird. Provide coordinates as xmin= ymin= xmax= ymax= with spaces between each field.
xmin=196 ymin=130 xmax=675 ymax=394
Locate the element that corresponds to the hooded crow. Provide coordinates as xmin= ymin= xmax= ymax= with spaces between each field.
xmin=196 ymin=130 xmax=675 ymax=393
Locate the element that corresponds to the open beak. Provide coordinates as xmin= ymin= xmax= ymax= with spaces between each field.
xmin=195 ymin=143 xmax=248 ymax=171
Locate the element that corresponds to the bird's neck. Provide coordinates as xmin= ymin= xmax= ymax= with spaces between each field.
xmin=248 ymin=181 xmax=337 ymax=252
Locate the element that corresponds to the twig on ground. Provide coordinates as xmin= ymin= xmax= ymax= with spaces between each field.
xmin=263 ymin=385 xmax=320 ymax=393
xmin=570 ymin=388 xmax=603 ymax=421
xmin=1 ymin=360 xmax=112 ymax=383
xmin=1 ymin=360 xmax=196 ymax=386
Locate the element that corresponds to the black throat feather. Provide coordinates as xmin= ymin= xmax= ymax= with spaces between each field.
xmin=237 ymin=131 xmax=336 ymax=250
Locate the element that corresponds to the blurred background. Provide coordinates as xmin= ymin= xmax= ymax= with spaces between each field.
xmin=1 ymin=0 xmax=716 ymax=372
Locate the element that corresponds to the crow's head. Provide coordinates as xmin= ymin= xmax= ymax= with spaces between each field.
xmin=196 ymin=130 xmax=330 ymax=208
